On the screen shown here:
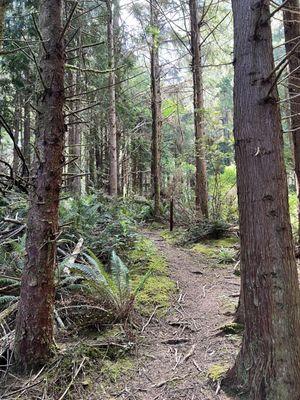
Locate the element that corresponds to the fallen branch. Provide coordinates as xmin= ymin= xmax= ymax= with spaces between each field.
xmin=63 ymin=237 xmax=84 ymax=274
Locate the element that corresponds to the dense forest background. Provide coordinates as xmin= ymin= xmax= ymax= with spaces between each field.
xmin=1 ymin=1 xmax=297 ymax=225
xmin=1 ymin=1 xmax=300 ymax=399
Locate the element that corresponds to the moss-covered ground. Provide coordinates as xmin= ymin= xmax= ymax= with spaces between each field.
xmin=128 ymin=236 xmax=176 ymax=316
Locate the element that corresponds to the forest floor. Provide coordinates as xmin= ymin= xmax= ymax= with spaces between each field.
xmin=0 ymin=227 xmax=241 ymax=400
xmin=97 ymin=228 xmax=241 ymax=400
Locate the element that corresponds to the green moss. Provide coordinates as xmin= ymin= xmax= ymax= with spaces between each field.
xmin=220 ymin=322 xmax=244 ymax=335
xmin=192 ymin=238 xmax=238 ymax=265
xmin=220 ymin=298 xmax=237 ymax=315
xmin=192 ymin=243 xmax=218 ymax=257
xmin=207 ymin=364 xmax=228 ymax=382
xmin=160 ymin=230 xmax=176 ymax=244
xmin=136 ymin=276 xmax=176 ymax=315
xmin=129 ymin=237 xmax=168 ymax=275
xmin=127 ymin=237 xmax=175 ymax=316
xmin=160 ymin=229 xmax=185 ymax=244
xmin=99 ymin=325 xmax=122 ymax=339
xmin=129 ymin=238 xmax=167 ymax=275
xmin=209 ymin=237 xmax=238 ymax=247
xmin=101 ymin=357 xmax=134 ymax=383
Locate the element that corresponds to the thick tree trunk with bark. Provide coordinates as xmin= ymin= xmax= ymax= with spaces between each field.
xmin=189 ymin=0 xmax=208 ymax=219
xmin=107 ymin=0 xmax=118 ymax=197
xmin=225 ymin=2 xmax=300 ymax=398
xmin=283 ymin=0 xmax=300 ymax=241
xmin=150 ymin=0 xmax=162 ymax=218
xmin=14 ymin=0 xmax=65 ymax=372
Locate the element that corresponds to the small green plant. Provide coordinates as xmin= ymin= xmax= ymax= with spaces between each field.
xmin=217 ymin=247 xmax=236 ymax=264
xmin=208 ymin=364 xmax=228 ymax=382
xmin=219 ymin=322 xmax=244 ymax=335
xmin=66 ymin=250 xmax=150 ymax=320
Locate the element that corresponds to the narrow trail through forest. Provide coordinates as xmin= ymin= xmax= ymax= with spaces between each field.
xmin=102 ymin=230 xmax=240 ymax=400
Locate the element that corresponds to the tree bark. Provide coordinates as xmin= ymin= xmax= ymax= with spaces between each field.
xmin=150 ymin=0 xmax=162 ymax=218
xmin=13 ymin=94 xmax=21 ymax=176
xmin=107 ymin=0 xmax=118 ymax=197
xmin=189 ymin=0 xmax=208 ymax=220
xmin=0 ymin=0 xmax=8 ymax=49
xmin=225 ymin=2 xmax=300 ymax=398
xmin=283 ymin=0 xmax=300 ymax=242
xmin=22 ymin=97 xmax=31 ymax=176
xmin=14 ymin=0 xmax=65 ymax=372
xmin=67 ymin=70 xmax=81 ymax=196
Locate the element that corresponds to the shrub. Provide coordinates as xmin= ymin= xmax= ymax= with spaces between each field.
xmin=181 ymin=219 xmax=230 ymax=245
xmin=65 ymin=250 xmax=150 ymax=321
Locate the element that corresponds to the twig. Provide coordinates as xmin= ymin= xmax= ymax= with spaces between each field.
xmin=215 ymin=381 xmax=221 ymax=395
xmin=31 ymin=14 xmax=48 ymax=54
xmin=192 ymin=359 xmax=202 ymax=372
xmin=54 ymin=308 xmax=66 ymax=330
xmin=180 ymin=344 xmax=196 ymax=364
xmin=59 ymin=2 xmax=79 ymax=42
xmin=58 ymin=357 xmax=86 ymax=400
xmin=141 ymin=305 xmax=160 ymax=333
xmin=202 ymin=284 xmax=207 ymax=298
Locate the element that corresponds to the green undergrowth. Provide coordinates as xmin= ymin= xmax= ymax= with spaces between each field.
xmin=128 ymin=237 xmax=176 ymax=316
xmin=41 ymin=326 xmax=135 ymax=399
xmin=219 ymin=322 xmax=244 ymax=335
xmin=207 ymin=364 xmax=229 ymax=382
xmin=160 ymin=228 xmax=186 ymax=244
xmin=192 ymin=236 xmax=238 ymax=265
xmin=101 ymin=357 xmax=134 ymax=383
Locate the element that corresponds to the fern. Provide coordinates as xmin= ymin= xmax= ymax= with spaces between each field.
xmin=111 ymin=250 xmax=130 ymax=296
xmin=63 ymin=250 xmax=149 ymax=320
xmin=68 ymin=262 xmax=100 ymax=282
xmin=83 ymin=250 xmax=113 ymax=287
xmin=0 ymin=277 xmax=20 ymax=286
xmin=0 ymin=295 xmax=18 ymax=305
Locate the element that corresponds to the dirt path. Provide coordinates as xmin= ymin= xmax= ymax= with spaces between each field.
xmin=112 ymin=230 xmax=240 ymax=400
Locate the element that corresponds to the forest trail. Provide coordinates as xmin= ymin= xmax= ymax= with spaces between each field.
xmin=104 ymin=229 xmax=240 ymax=400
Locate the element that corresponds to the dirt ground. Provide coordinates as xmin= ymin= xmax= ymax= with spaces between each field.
xmin=0 ymin=229 xmax=241 ymax=400
xmin=99 ymin=230 xmax=241 ymax=400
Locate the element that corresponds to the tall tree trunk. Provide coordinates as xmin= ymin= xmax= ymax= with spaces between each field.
xmin=189 ymin=0 xmax=208 ymax=219
xmin=14 ymin=0 xmax=65 ymax=372
xmin=67 ymin=70 xmax=81 ymax=196
xmin=225 ymin=2 xmax=300 ymax=398
xmin=283 ymin=0 xmax=300 ymax=242
xmin=150 ymin=0 xmax=162 ymax=218
xmin=95 ymin=131 xmax=102 ymax=189
xmin=13 ymin=95 xmax=21 ymax=175
xmin=107 ymin=0 xmax=118 ymax=197
xmin=22 ymin=98 xmax=31 ymax=176
xmin=0 ymin=0 xmax=8 ymax=49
